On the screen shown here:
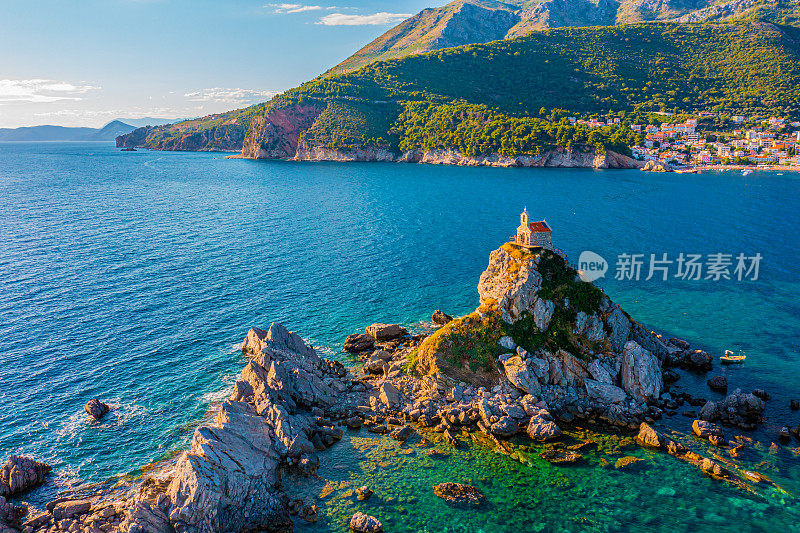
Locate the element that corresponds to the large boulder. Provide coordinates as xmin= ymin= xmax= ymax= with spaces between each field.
xmin=350 ymin=512 xmax=383 ymax=533
xmin=692 ymin=420 xmax=724 ymax=439
xmin=490 ymin=416 xmax=519 ymax=438
xmin=85 ymin=399 xmax=110 ymax=420
xmin=344 ymin=333 xmax=374 ymax=353
xmin=501 ymin=353 xmax=541 ymax=395
xmin=379 ymin=382 xmax=400 ymax=408
xmin=0 ymin=456 xmax=51 ymax=497
xmin=584 ymin=379 xmax=627 ymax=404
xmin=432 ymin=310 xmax=453 ymax=325
xmin=605 ymin=306 xmax=631 ymax=352
xmin=364 ymin=350 xmax=392 ymax=374
xmin=526 ymin=415 xmax=562 ymax=441
xmin=635 ymin=422 xmax=664 ymax=448
xmin=587 ymin=359 xmax=614 ymax=384
xmin=162 ymin=401 xmax=292 ymax=533
xmin=51 ymin=500 xmax=91 ymax=520
xmin=707 ymin=376 xmax=728 ymax=391
xmin=548 ymin=349 xmax=589 ymax=388
xmin=621 ymin=341 xmax=662 ymax=402
xmin=366 ymin=323 xmax=407 ymax=341
xmin=719 ymin=389 xmax=765 ymax=421
xmin=699 ymin=401 xmax=720 ymax=421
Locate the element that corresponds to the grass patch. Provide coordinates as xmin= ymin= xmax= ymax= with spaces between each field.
xmin=414 ymin=312 xmax=506 ymax=378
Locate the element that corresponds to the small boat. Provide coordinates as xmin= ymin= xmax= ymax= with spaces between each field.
xmin=742 ymin=169 xmax=753 ymax=176
xmin=720 ymin=349 xmax=746 ymax=364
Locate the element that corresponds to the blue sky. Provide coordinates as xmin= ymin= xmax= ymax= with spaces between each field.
xmin=0 ymin=0 xmax=433 ymax=128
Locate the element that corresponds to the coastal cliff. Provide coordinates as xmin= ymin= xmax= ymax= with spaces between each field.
xmin=292 ymin=144 xmax=642 ymax=168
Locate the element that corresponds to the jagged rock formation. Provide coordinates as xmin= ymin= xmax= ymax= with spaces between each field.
xmin=5 ymin=238 xmax=781 ymax=530
xmin=0 ymin=457 xmax=50 ymax=498
xmin=414 ymin=243 xmax=670 ymax=426
xmin=674 ymin=0 xmax=762 ymax=21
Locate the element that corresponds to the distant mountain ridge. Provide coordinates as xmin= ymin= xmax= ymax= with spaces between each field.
xmin=0 ymin=118 xmax=183 ymax=142
xmin=324 ymin=0 xmax=800 ymax=76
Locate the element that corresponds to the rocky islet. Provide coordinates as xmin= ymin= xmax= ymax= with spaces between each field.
xmin=0 ymin=241 xmax=791 ymax=532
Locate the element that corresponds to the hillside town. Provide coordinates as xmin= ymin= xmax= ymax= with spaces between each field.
xmin=630 ymin=116 xmax=800 ymax=169
xmin=572 ymin=115 xmax=800 ymax=170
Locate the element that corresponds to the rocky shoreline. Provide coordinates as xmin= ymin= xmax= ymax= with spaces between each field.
xmin=0 ymin=242 xmax=792 ymax=533
xmin=290 ymin=144 xmax=642 ymax=169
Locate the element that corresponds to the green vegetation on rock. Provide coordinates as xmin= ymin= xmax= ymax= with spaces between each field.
xmin=395 ymin=102 xmax=641 ymax=157
xmin=537 ymin=251 xmax=605 ymax=315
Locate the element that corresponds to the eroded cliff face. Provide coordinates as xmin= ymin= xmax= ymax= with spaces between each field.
xmin=240 ymin=104 xmax=325 ymax=159
xmin=274 ymin=140 xmax=642 ymax=169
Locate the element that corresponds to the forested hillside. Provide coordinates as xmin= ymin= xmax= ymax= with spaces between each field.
xmin=118 ymin=22 xmax=800 ymax=157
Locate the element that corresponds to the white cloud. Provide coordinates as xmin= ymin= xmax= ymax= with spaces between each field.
xmin=0 ymin=79 xmax=100 ymax=104
xmin=183 ymin=87 xmax=278 ymax=105
xmin=34 ymin=108 xmax=171 ymax=119
xmin=268 ymin=3 xmax=322 ymax=13
xmin=316 ymin=12 xmax=411 ymax=25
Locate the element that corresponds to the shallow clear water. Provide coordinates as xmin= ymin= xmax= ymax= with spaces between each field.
xmin=1 ymin=142 xmax=799 ymax=529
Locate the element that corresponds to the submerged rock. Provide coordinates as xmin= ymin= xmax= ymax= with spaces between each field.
xmin=432 ymin=483 xmax=485 ymax=505
xmin=707 ymin=376 xmax=728 ymax=391
xmin=356 ymin=486 xmax=373 ymax=501
xmin=350 ymin=511 xmax=383 ymax=532
xmin=0 ymin=456 xmax=51 ymax=497
xmin=539 ymin=449 xmax=582 ymax=464
xmin=614 ymin=456 xmax=646 ymax=471
xmin=84 ymin=399 xmax=110 ymax=420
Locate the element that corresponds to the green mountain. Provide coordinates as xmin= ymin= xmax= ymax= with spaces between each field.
xmin=116 ymin=106 xmax=265 ymax=151
xmin=118 ymin=21 xmax=800 ymax=159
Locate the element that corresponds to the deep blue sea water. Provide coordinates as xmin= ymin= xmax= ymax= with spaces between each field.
xmin=1 ymin=142 xmax=800 ymax=530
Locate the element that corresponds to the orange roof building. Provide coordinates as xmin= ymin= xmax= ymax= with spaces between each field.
xmin=514 ymin=208 xmax=552 ymax=249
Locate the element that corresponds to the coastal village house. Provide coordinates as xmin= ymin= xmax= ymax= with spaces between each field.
xmin=514 ymin=209 xmax=552 ymax=249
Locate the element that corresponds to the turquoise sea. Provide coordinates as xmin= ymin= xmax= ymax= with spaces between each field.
xmin=1 ymin=142 xmax=800 ymax=531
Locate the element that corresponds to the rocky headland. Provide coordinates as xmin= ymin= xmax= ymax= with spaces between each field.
xmin=1 ymin=241 xmax=789 ymax=533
